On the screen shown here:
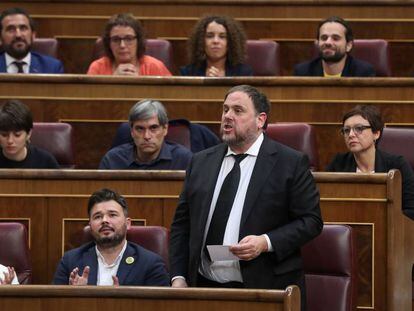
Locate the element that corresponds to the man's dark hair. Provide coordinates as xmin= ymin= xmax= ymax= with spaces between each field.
xmin=342 ymin=105 xmax=384 ymax=142
xmin=0 ymin=99 xmax=33 ymax=133
xmin=87 ymin=188 xmax=128 ymax=217
xmin=0 ymin=7 xmax=35 ymax=32
xmin=224 ymin=84 xmax=270 ymax=129
xmin=317 ymin=16 xmax=354 ymax=43
xmin=102 ymin=13 xmax=146 ymax=62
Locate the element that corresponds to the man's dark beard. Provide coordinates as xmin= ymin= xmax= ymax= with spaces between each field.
xmin=320 ymin=49 xmax=346 ymax=64
xmin=94 ymin=232 xmax=125 ymax=249
xmin=3 ymin=39 xmax=31 ymax=59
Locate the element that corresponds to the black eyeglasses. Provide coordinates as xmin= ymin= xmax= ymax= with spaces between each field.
xmin=110 ymin=35 xmax=137 ymax=45
xmin=340 ymin=125 xmax=372 ymax=136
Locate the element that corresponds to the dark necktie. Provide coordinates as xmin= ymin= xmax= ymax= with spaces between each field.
xmin=13 ymin=61 xmax=25 ymax=73
xmin=204 ymin=153 xmax=248 ymax=260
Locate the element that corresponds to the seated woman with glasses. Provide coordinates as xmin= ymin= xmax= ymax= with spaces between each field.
xmin=87 ymin=13 xmax=171 ymax=76
xmin=327 ymin=105 xmax=414 ymax=219
xmin=0 ymin=100 xmax=59 ymax=169
xmin=180 ymin=15 xmax=252 ymax=77
xmin=0 ymin=265 xmax=18 ymax=284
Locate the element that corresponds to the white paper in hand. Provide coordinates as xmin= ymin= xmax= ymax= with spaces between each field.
xmin=207 ymin=245 xmax=239 ymax=261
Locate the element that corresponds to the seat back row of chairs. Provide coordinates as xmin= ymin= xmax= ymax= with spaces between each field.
xmin=0 ymin=222 xmax=356 ymax=311
xmin=24 ymin=38 xmax=391 ymax=76
xmin=30 ymin=121 xmax=414 ymax=171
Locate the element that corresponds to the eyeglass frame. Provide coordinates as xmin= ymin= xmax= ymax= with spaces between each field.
xmin=109 ymin=35 xmax=137 ymax=46
xmin=340 ymin=125 xmax=372 ymax=136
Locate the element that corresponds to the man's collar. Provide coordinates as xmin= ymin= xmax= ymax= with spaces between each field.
xmin=226 ymin=132 xmax=264 ymax=157
xmin=5 ymin=52 xmax=31 ymax=67
xmin=132 ymin=141 xmax=171 ymax=166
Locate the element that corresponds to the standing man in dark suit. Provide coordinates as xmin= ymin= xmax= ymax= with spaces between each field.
xmin=294 ymin=16 xmax=375 ymax=77
xmin=169 ymin=85 xmax=322 ymax=310
xmin=0 ymin=8 xmax=64 ymax=74
xmin=53 ymin=188 xmax=169 ymax=286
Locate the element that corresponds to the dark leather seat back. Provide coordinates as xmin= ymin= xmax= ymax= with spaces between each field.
xmin=351 ymin=39 xmax=391 ymax=77
xmin=312 ymin=39 xmax=391 ymax=76
xmin=378 ymin=127 xmax=414 ymax=170
xmin=265 ymin=123 xmax=319 ymax=170
xmin=31 ymin=122 xmax=75 ymax=168
xmin=0 ymin=222 xmax=32 ymax=284
xmin=92 ymin=38 xmax=173 ymax=72
xmin=82 ymin=225 xmax=169 ymax=267
xmin=302 ymin=224 xmax=357 ymax=311
xmin=246 ymin=40 xmax=280 ymax=76
xmin=32 ymin=38 xmax=59 ymax=58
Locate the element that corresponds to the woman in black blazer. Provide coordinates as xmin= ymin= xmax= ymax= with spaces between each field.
xmin=180 ymin=15 xmax=252 ymax=77
xmin=327 ymin=105 xmax=414 ymax=219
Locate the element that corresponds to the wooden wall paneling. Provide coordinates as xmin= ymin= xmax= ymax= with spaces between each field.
xmin=32 ymin=15 xmax=414 ymax=41
xmin=3 ymin=1 xmax=414 ymax=18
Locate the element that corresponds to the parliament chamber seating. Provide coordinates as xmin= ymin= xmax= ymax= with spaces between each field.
xmin=265 ymin=123 xmax=319 ymax=170
xmin=302 ymin=224 xmax=357 ymax=311
xmin=0 ymin=222 xmax=32 ymax=284
xmin=246 ymin=40 xmax=281 ymax=76
xmin=31 ymin=122 xmax=75 ymax=168
xmin=92 ymin=38 xmax=174 ymax=72
xmin=378 ymin=127 xmax=414 ymax=170
xmin=80 ymin=225 xmax=169 ymax=267
xmin=312 ymin=39 xmax=391 ymax=77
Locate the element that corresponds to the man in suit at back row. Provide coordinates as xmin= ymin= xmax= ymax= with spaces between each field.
xmin=294 ymin=16 xmax=375 ymax=77
xmin=0 ymin=7 xmax=63 ymax=74
xmin=169 ymin=84 xmax=323 ymax=311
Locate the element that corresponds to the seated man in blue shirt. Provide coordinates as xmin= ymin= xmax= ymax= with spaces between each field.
xmin=99 ymin=99 xmax=192 ymax=170
xmin=0 ymin=7 xmax=64 ymax=73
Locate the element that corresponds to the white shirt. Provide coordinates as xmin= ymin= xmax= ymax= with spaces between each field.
xmin=5 ymin=53 xmax=31 ymax=73
xmin=0 ymin=264 xmax=19 ymax=284
xmin=95 ymin=241 xmax=127 ymax=286
xmin=200 ymin=133 xmax=272 ymax=283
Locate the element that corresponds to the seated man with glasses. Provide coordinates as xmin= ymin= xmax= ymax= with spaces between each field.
xmin=87 ymin=13 xmax=171 ymax=76
xmin=99 ymin=99 xmax=192 ymax=170
xmin=326 ymin=105 xmax=414 ymax=219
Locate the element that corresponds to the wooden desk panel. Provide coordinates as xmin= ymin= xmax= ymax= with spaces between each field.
xmin=2 ymin=1 xmax=414 ymax=18
xmin=0 ymin=170 xmax=412 ymax=310
xmin=30 ymin=15 xmax=414 ymax=41
xmin=0 ymin=285 xmax=300 ymax=311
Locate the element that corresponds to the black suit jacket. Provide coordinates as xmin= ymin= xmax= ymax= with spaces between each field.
xmin=169 ymin=135 xmax=322 ymax=288
xmin=327 ymin=149 xmax=414 ymax=220
xmin=180 ymin=61 xmax=253 ymax=76
xmin=53 ymin=241 xmax=170 ymax=285
xmin=293 ymin=55 xmax=376 ymax=77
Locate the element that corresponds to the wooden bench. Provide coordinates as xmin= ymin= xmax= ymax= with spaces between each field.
xmin=0 ymin=285 xmax=301 ymax=311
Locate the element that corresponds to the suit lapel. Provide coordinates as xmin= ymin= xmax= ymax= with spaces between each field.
xmin=240 ymin=137 xmax=279 ymax=228
xmin=0 ymin=54 xmax=7 ymax=72
xmin=116 ymin=242 xmax=136 ymax=285
xmin=29 ymin=53 xmax=40 ymax=73
xmin=82 ymin=245 xmax=98 ymax=285
xmin=197 ymin=145 xmax=228 ymax=234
